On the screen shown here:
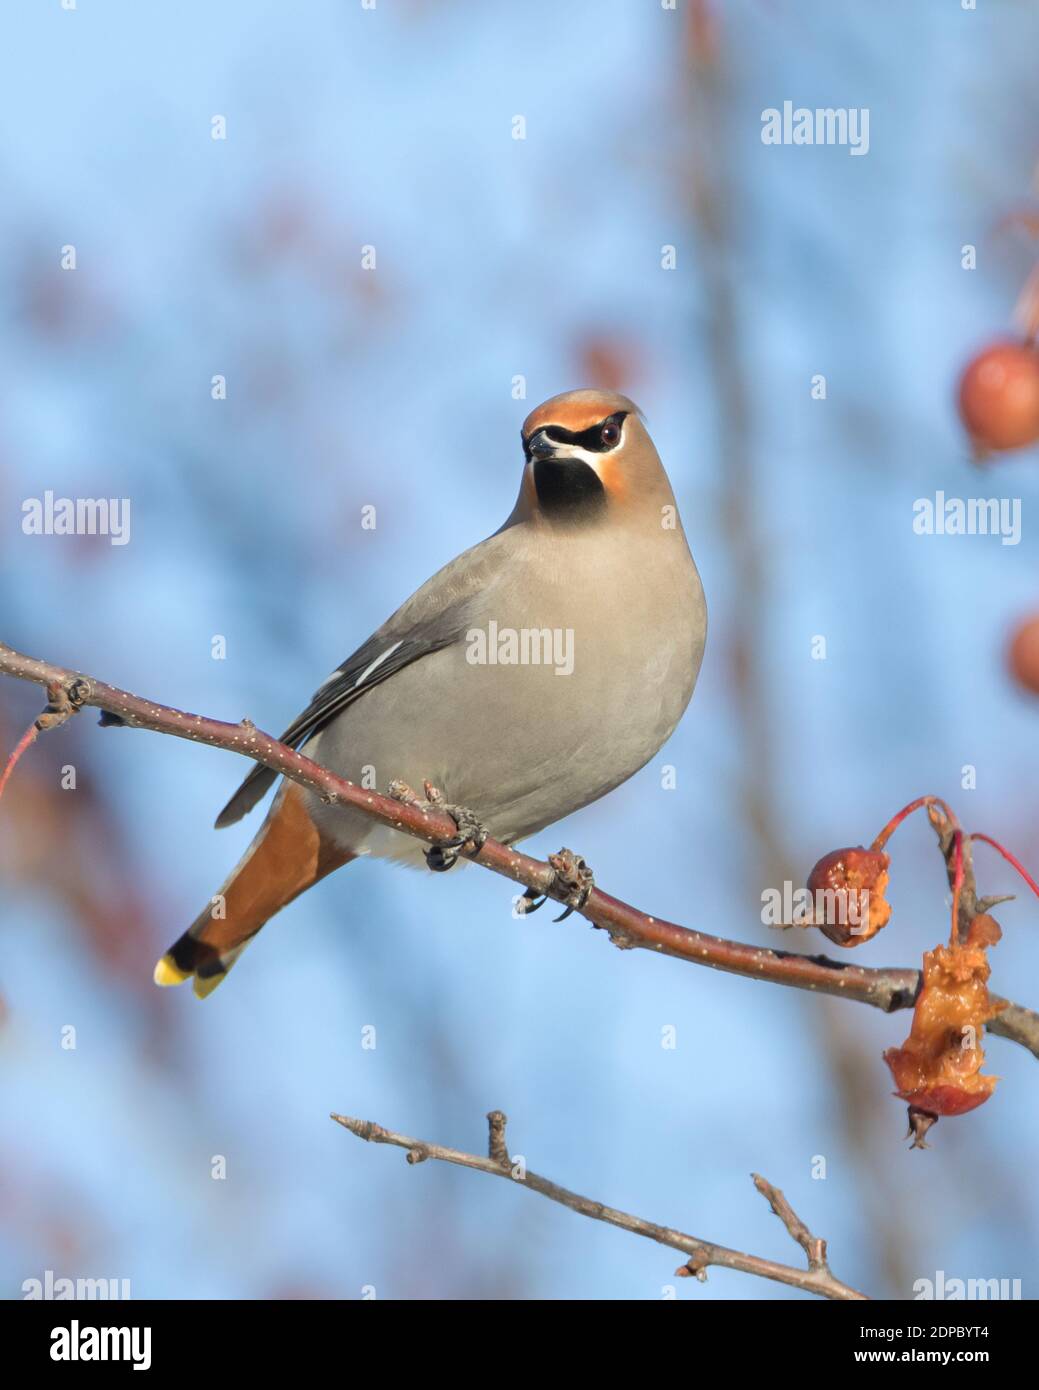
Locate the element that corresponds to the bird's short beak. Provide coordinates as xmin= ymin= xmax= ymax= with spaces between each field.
xmin=526 ymin=429 xmax=557 ymax=461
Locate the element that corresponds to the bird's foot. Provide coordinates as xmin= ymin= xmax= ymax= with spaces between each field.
xmin=518 ymin=847 xmax=595 ymax=921
xmin=389 ymin=779 xmax=488 ymax=872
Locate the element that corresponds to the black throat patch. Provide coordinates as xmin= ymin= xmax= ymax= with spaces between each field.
xmin=533 ymin=458 xmax=607 ymax=521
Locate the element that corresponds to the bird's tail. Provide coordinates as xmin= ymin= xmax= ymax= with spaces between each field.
xmin=154 ymin=781 xmax=355 ymax=998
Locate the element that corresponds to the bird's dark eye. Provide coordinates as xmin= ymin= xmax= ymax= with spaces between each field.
xmin=600 ymin=419 xmax=621 ymax=447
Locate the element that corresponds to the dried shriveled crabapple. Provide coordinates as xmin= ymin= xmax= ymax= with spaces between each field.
xmin=883 ymin=914 xmax=1006 ymax=1123
xmin=958 ymin=340 xmax=1039 ymax=453
xmin=805 ymin=846 xmax=891 ymax=947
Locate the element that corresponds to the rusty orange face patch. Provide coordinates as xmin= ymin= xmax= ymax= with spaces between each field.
xmin=522 ymin=388 xmax=639 ymax=441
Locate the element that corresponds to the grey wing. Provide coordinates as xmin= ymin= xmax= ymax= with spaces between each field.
xmin=214 ymin=616 xmax=466 ymax=828
xmin=214 ymin=525 xmax=516 ymax=827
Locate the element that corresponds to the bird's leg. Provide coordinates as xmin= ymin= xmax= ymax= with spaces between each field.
xmin=389 ymin=779 xmax=489 ymax=872
xmin=545 ymin=848 xmax=595 ymax=921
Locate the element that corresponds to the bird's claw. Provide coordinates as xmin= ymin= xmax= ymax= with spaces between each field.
xmin=425 ymin=800 xmax=488 ymax=871
xmin=546 ymin=848 xmax=595 ymax=921
xmin=389 ymin=779 xmax=488 ymax=873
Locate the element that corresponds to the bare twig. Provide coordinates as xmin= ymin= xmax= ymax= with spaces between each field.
xmin=331 ymin=1109 xmax=868 ymax=1300
xmin=752 ymin=1173 xmax=827 ymax=1272
xmin=1 ymin=640 xmax=1038 ymax=1060
xmin=0 ymin=673 xmax=88 ymax=804
xmin=0 ymin=721 xmax=39 ymax=805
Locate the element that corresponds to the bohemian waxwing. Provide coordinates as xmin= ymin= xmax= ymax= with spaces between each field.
xmin=155 ymin=388 xmax=707 ymax=996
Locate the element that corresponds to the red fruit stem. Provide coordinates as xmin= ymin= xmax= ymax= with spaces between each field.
xmin=0 ymin=721 xmax=39 ymax=806
xmin=871 ymin=795 xmax=958 ymax=852
xmin=970 ymin=831 xmax=1039 ymax=903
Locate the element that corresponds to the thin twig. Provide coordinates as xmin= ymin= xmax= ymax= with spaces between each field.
xmin=752 ymin=1174 xmax=827 ymax=1272
xmin=0 ymin=721 xmax=39 ymax=805
xmin=331 ymin=1110 xmax=868 ymax=1300
xmin=1 ymin=640 xmax=1038 ymax=1060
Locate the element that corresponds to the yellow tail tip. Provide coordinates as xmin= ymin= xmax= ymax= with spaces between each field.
xmin=154 ymin=955 xmax=190 ymax=987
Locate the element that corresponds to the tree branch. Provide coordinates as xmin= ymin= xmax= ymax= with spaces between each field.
xmin=330 ymin=1109 xmax=868 ymax=1300
xmin=2 ymin=639 xmax=1038 ymax=1061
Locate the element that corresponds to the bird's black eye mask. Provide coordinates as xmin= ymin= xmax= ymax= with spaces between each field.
xmin=522 ymin=411 xmax=628 ymax=461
